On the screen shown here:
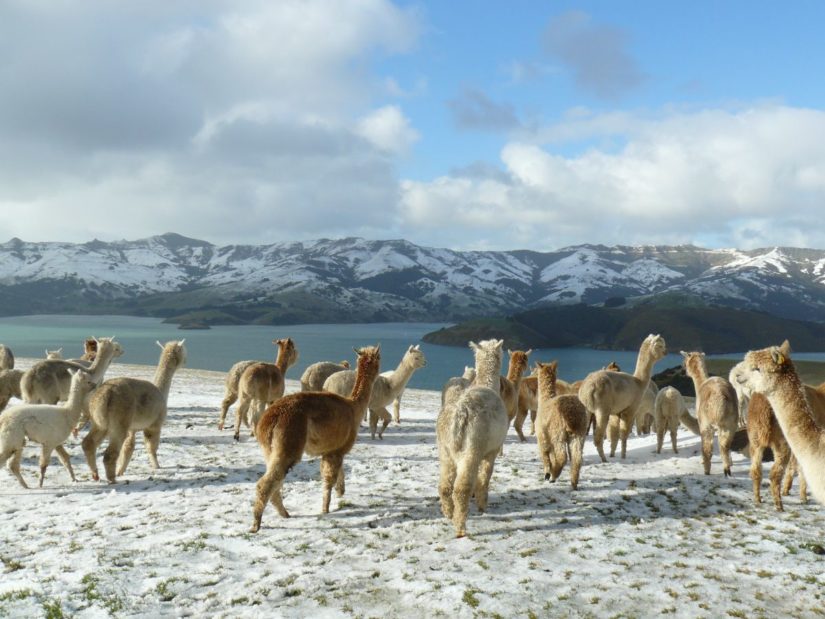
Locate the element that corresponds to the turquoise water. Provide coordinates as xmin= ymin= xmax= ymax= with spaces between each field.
xmin=0 ymin=314 xmax=757 ymax=391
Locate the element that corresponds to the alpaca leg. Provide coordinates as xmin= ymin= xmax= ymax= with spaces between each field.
xmin=618 ymin=413 xmax=633 ymax=459
xmin=700 ymin=428 xmax=714 ymax=475
xmin=38 ymin=445 xmax=54 ymax=488
xmin=376 ymin=407 xmax=392 ymax=439
xmin=474 ymin=451 xmax=497 ymax=513
xmin=551 ymin=438 xmax=567 ymax=482
xmin=251 ymin=461 xmax=288 ymax=532
xmin=782 ymin=456 xmax=796 ymax=496
xmin=320 ymin=453 xmax=344 ymax=514
xmin=452 ymin=457 xmax=480 ymax=538
xmin=116 ymin=431 xmax=137 ymax=477
xmin=593 ymin=413 xmax=608 ymax=463
xmin=335 ymin=466 xmax=345 ymax=497
xmin=218 ymin=390 xmax=237 ymax=430
xmin=530 ymin=409 xmax=537 ymax=435
xmin=799 ymin=470 xmax=808 ymax=504
xmin=769 ymin=442 xmax=790 ymax=512
xmin=143 ymin=427 xmax=162 ymax=471
xmin=718 ymin=429 xmax=734 ymax=478
xmin=569 ymin=437 xmax=584 ymax=490
xmin=438 ymin=452 xmax=457 ymax=520
xmin=392 ymin=396 xmax=401 ymax=424
xmin=368 ymin=408 xmax=379 ymax=440
xmin=538 ymin=434 xmax=553 ymax=481
xmin=750 ymin=444 xmax=765 ymax=504
xmin=82 ymin=425 xmax=108 ymax=482
xmin=608 ymin=416 xmax=620 ymax=457
xmin=514 ymin=407 xmax=528 ymax=442
xmin=103 ymin=427 xmax=128 ymax=484
xmin=54 ymin=445 xmax=76 ymax=483
xmin=9 ymin=449 xmax=28 ymax=489
xmin=234 ymin=396 xmax=250 ymax=441
xmin=670 ymin=422 xmax=679 ymax=454
xmin=656 ymin=426 xmax=665 ymax=454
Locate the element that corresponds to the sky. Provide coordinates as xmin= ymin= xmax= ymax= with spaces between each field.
xmin=2 ymin=0 xmax=825 ymax=251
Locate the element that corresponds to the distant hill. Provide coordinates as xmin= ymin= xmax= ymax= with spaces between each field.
xmin=422 ymin=303 xmax=825 ymax=354
xmin=5 ymin=234 xmax=825 ymax=326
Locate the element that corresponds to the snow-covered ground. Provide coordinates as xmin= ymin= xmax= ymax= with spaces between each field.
xmin=1 ymin=359 xmax=824 ymax=618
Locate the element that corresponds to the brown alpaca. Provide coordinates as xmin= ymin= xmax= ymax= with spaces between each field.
xmin=535 ymin=362 xmax=587 ymax=489
xmin=681 ymin=351 xmax=738 ymax=477
xmin=500 ymin=349 xmax=531 ymax=441
xmin=250 ymin=346 xmax=381 ymax=532
xmin=735 ymin=341 xmax=825 ymax=506
xmin=233 ymin=338 xmax=299 ymax=441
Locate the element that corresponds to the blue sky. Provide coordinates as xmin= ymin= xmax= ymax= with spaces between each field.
xmin=1 ymin=1 xmax=825 ymax=251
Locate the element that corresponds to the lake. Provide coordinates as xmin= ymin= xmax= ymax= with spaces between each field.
xmin=0 ymin=314 xmax=802 ymax=391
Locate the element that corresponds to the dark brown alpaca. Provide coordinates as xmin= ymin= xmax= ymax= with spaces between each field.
xmin=250 ymin=346 xmax=381 ymax=533
xmin=233 ymin=338 xmax=299 ymax=441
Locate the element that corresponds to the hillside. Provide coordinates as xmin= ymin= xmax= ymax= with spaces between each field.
xmin=5 ymin=235 xmax=825 ymax=325
xmin=423 ymin=303 xmax=825 ymax=353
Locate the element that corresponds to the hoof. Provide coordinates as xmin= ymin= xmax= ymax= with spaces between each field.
xmin=544 ymin=473 xmax=551 ymax=481
xmin=724 ymin=468 xmax=732 ymax=478
xmin=233 ymin=433 xmax=240 ymax=442
xmin=249 ymin=524 xmax=260 ymax=533
xmin=456 ymin=530 xmax=466 ymax=539
xmin=91 ymin=473 xmax=99 ymax=482
xmin=218 ymin=423 xmax=224 ymax=431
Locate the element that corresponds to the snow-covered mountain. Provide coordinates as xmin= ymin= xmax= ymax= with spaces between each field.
xmin=3 ymin=233 xmax=825 ymax=324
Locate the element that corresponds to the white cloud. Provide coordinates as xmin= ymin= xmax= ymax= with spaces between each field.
xmin=399 ymin=105 xmax=825 ymax=250
xmin=356 ymin=106 xmax=420 ymax=155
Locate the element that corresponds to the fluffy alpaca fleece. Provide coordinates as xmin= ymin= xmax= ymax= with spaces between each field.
xmin=82 ymin=340 xmax=187 ymax=484
xmin=653 ymin=386 xmax=685 ymax=454
xmin=0 ymin=369 xmax=24 ymax=414
xmin=436 ymin=339 xmax=509 ymax=538
xmin=500 ymin=349 xmax=532 ymax=442
xmin=0 ymin=344 xmax=14 ymax=371
xmin=578 ymin=335 xmax=667 ymax=462
xmin=441 ymin=367 xmax=476 ymax=406
xmin=735 ymin=341 xmax=825 ymax=506
xmin=250 ymin=346 xmax=381 ymax=532
xmin=299 ymin=360 xmax=350 ymax=392
xmin=681 ymin=351 xmax=738 ymax=477
xmin=323 ymin=345 xmax=426 ymax=439
xmin=0 ymin=370 xmax=97 ymax=488
xmin=217 ymin=340 xmax=281 ymax=432
xmin=535 ymin=361 xmax=588 ymax=490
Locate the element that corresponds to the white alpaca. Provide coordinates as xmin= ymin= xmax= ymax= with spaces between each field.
xmin=0 ymin=369 xmax=24 ymax=414
xmin=0 ymin=344 xmax=14 ymax=370
xmin=82 ymin=340 xmax=187 ymax=483
xmin=579 ymin=334 xmax=667 ymax=461
xmin=21 ymin=338 xmax=123 ymax=404
xmin=300 ymin=360 xmax=350 ymax=392
xmin=437 ymin=339 xmax=508 ymax=538
xmin=0 ymin=370 xmax=97 ymax=487
xmin=654 ymin=386 xmax=685 ymax=454
xmin=324 ymin=345 xmax=427 ymax=439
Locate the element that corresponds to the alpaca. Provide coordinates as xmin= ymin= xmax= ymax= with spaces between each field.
xmin=0 ymin=370 xmax=24 ymax=414
xmin=299 ymin=360 xmax=350 ymax=392
xmin=500 ymin=349 xmax=531 ymax=441
xmin=681 ymin=351 xmax=738 ymax=477
xmin=217 ymin=340 xmax=282 ymax=431
xmin=653 ymin=386 xmax=685 ymax=454
xmin=0 ymin=344 xmax=14 ymax=370
xmin=441 ymin=366 xmax=476 ymax=406
xmin=735 ymin=341 xmax=825 ymax=505
xmin=45 ymin=348 xmax=64 ymax=360
xmin=250 ymin=346 xmax=382 ymax=532
xmin=605 ymin=381 xmax=660 ymax=455
xmin=0 ymin=370 xmax=97 ymax=487
xmin=82 ymin=340 xmax=187 ymax=483
xmin=21 ymin=338 xmax=123 ymax=404
xmin=729 ymin=364 xmax=750 ymax=427
xmin=578 ymin=335 xmax=667 ymax=462
xmin=323 ymin=345 xmax=426 ymax=439
xmin=535 ymin=361 xmax=588 ymax=489
xmin=517 ymin=375 xmax=538 ymax=436
xmin=233 ymin=339 xmax=299 ymax=441
xmin=437 ymin=339 xmax=509 ymax=538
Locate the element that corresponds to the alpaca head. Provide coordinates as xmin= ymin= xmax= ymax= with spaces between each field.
xmin=67 ymin=368 xmax=98 ymax=396
xmin=354 ymin=345 xmax=382 ymax=379
xmin=469 ymin=339 xmax=504 ymax=386
xmin=339 ymin=360 xmax=350 ymax=369
xmin=644 ymin=334 xmax=667 ymax=361
xmin=46 ymin=348 xmax=63 ymax=360
xmin=96 ymin=337 xmax=124 ymax=360
xmin=736 ymin=340 xmax=795 ymax=398
xmin=157 ymin=339 xmax=188 ymax=369
xmin=462 ymin=366 xmax=476 ymax=380
xmin=507 ymin=349 xmax=532 ymax=378
xmin=605 ymin=361 xmax=621 ymax=372
xmin=536 ymin=361 xmax=559 ymax=393
xmin=273 ymin=338 xmax=299 ymax=369
xmin=403 ymin=344 xmax=427 ymax=370
xmin=680 ymin=350 xmax=706 ymax=377
xmin=84 ymin=338 xmax=98 ymax=356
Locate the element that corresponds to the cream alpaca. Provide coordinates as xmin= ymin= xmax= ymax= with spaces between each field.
xmin=653 ymin=386 xmax=685 ymax=454
xmin=250 ymin=346 xmax=381 ymax=532
xmin=0 ymin=370 xmax=97 ymax=487
xmin=681 ymin=351 xmax=738 ymax=477
xmin=578 ymin=335 xmax=667 ymax=461
xmin=82 ymin=340 xmax=187 ymax=483
xmin=535 ymin=361 xmax=587 ymax=489
xmin=299 ymin=360 xmax=350 ymax=392
xmin=437 ymin=339 xmax=509 ymax=538
xmin=217 ymin=339 xmax=280 ymax=431
xmin=441 ymin=366 xmax=476 ymax=406
xmin=323 ymin=345 xmax=426 ymax=439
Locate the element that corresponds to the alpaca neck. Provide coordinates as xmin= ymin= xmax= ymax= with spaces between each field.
xmin=765 ymin=371 xmax=824 ymax=462
xmin=153 ymin=352 xmax=180 ymax=399
xmin=537 ymin=372 xmax=556 ymax=405
xmin=632 ymin=343 xmax=657 ymax=384
xmin=275 ymin=349 xmax=292 ymax=375
xmin=64 ymin=382 xmax=88 ymax=426
xmin=385 ymin=356 xmax=418 ymax=396
xmin=85 ymin=344 xmax=116 ymax=382
xmin=350 ymin=366 xmax=378 ymax=409
xmin=685 ymin=362 xmax=709 ymax=409
xmin=474 ymin=356 xmax=501 ymax=393
xmin=507 ymin=361 xmax=526 ymax=393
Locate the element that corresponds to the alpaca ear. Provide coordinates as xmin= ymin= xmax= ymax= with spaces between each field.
xmin=771 ymin=347 xmax=787 ymax=366
xmin=353 ymin=347 xmax=361 ymax=355
xmin=156 ymin=340 xmax=164 ymax=349
xmin=414 ymin=344 xmax=420 ymax=350
xmin=507 ymin=349 xmax=513 ymax=356
xmin=469 ymin=341 xmax=479 ymax=352
xmin=179 ymin=339 xmax=186 ymax=345
xmin=525 ymin=349 xmax=533 ymax=356
xmin=779 ymin=340 xmax=792 ymax=356
xmin=680 ymin=350 xmax=688 ymax=358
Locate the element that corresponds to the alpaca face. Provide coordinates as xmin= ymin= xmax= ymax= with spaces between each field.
xmin=404 ymin=345 xmax=427 ymax=369
xmin=355 ymin=346 xmax=381 ymax=377
xmin=507 ymin=349 xmax=532 ymax=378
xmin=736 ymin=346 xmax=792 ymax=397
xmin=274 ymin=338 xmax=299 ymax=368
xmin=68 ymin=368 xmax=98 ymax=395
xmin=647 ymin=334 xmax=667 ymax=360
xmin=680 ymin=351 xmax=705 ymax=377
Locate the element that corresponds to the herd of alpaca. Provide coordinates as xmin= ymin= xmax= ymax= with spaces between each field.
xmin=1 ymin=329 xmax=824 ymax=537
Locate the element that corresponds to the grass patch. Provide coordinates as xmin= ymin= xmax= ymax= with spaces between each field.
xmin=81 ymin=573 xmax=124 ymax=614
xmin=462 ymin=589 xmax=480 ymax=608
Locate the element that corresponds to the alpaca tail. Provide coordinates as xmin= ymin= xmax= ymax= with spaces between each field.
xmin=679 ymin=408 xmax=700 ymax=435
xmin=448 ymin=404 xmax=472 ymax=452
